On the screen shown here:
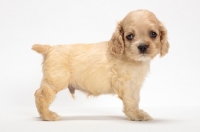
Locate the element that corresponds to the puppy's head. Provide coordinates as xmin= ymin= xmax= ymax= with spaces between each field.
xmin=109 ymin=10 xmax=169 ymax=61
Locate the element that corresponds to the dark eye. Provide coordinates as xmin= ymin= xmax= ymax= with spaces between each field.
xmin=149 ymin=31 xmax=157 ymax=38
xmin=126 ymin=34 xmax=134 ymax=40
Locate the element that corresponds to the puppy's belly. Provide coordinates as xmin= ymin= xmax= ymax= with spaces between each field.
xmin=68 ymin=79 xmax=114 ymax=96
xmin=68 ymin=84 xmax=88 ymax=93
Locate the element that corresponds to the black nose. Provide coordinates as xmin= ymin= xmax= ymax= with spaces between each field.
xmin=138 ymin=44 xmax=149 ymax=53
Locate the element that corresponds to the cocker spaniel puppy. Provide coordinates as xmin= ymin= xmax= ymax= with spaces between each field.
xmin=32 ymin=9 xmax=169 ymax=121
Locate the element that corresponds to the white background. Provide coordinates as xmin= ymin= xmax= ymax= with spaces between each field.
xmin=0 ymin=0 xmax=200 ymax=132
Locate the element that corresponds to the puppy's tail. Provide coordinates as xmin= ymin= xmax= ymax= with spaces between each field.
xmin=32 ymin=44 xmax=50 ymax=55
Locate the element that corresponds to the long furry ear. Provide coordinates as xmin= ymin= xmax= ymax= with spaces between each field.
xmin=159 ymin=22 xmax=170 ymax=57
xmin=108 ymin=22 xmax=124 ymax=56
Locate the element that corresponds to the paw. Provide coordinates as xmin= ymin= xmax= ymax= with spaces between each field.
xmin=126 ymin=109 xmax=152 ymax=121
xmin=41 ymin=111 xmax=61 ymax=121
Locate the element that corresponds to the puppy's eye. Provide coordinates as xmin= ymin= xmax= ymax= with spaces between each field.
xmin=126 ymin=34 xmax=134 ymax=40
xmin=149 ymin=31 xmax=157 ymax=38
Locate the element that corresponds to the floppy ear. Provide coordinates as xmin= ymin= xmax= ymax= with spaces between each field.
xmin=108 ymin=22 xmax=124 ymax=56
xmin=159 ymin=22 xmax=170 ymax=57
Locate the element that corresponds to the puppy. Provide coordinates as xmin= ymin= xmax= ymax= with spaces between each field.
xmin=32 ymin=9 xmax=169 ymax=121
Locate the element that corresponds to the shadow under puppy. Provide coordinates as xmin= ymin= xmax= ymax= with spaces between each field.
xmin=32 ymin=9 xmax=169 ymax=121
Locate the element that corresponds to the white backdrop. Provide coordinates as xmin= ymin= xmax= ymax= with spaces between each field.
xmin=1 ymin=0 xmax=200 ymax=109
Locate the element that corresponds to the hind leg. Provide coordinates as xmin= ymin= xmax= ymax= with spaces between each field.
xmin=35 ymin=71 xmax=70 ymax=121
xmin=35 ymin=81 xmax=62 ymax=121
xmin=35 ymin=47 xmax=71 ymax=121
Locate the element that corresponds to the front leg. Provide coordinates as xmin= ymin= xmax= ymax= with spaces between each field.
xmin=121 ymin=85 xmax=152 ymax=121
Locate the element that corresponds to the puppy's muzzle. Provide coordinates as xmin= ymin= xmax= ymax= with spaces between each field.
xmin=138 ymin=44 xmax=149 ymax=53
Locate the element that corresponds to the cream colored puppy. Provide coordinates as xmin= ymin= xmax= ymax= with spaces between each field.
xmin=32 ymin=9 xmax=169 ymax=121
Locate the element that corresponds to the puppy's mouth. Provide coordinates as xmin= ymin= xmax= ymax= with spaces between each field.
xmin=135 ymin=51 xmax=152 ymax=61
xmin=136 ymin=55 xmax=151 ymax=61
xmin=140 ymin=53 xmax=149 ymax=56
